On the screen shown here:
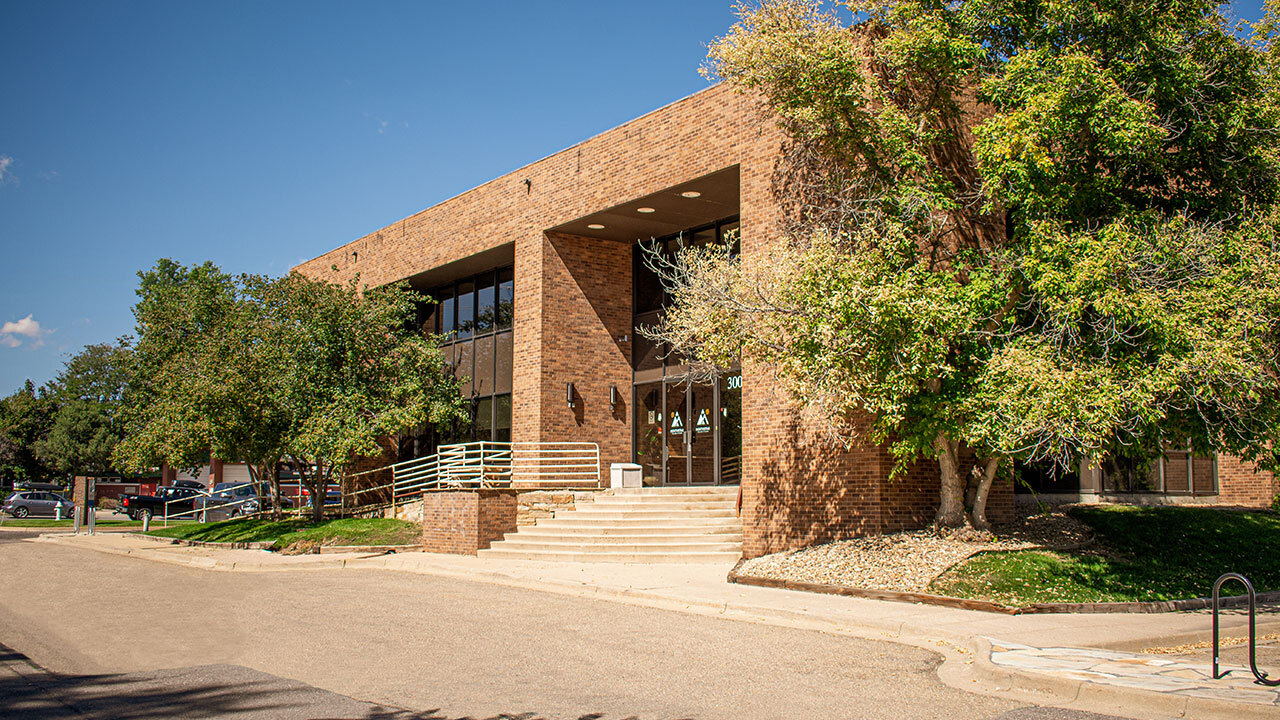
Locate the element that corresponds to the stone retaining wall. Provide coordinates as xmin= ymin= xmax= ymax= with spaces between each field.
xmin=516 ymin=490 xmax=596 ymax=527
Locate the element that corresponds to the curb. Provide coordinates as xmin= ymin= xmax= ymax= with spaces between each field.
xmin=127 ymin=533 xmax=422 ymax=554
xmin=34 ymin=534 xmax=388 ymax=572
xmin=727 ymin=561 xmax=1280 ymax=615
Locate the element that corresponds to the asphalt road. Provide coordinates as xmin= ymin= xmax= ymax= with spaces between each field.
xmin=0 ymin=536 xmax=1133 ymax=720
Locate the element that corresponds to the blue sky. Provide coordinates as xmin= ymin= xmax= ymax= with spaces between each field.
xmin=0 ymin=0 xmax=1270 ymax=395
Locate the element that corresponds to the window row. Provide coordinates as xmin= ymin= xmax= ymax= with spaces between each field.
xmin=412 ymin=267 xmax=514 ymax=340
xmin=633 ymin=217 xmax=739 ymax=316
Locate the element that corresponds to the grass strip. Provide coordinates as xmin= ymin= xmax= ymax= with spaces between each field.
xmin=0 ymin=518 xmax=144 ymax=528
xmin=144 ymin=517 xmax=421 ymax=551
xmin=930 ymin=506 xmax=1280 ymax=605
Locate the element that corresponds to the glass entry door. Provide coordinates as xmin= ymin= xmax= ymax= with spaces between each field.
xmin=632 ymin=375 xmax=739 ymax=485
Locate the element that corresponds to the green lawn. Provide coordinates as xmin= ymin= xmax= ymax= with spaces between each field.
xmin=930 ymin=505 xmax=1280 ymax=605
xmin=0 ymin=518 xmax=144 ymax=528
xmin=143 ymin=517 xmax=421 ymax=551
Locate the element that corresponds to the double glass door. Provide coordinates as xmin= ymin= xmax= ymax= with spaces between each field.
xmin=634 ymin=373 xmax=742 ymax=485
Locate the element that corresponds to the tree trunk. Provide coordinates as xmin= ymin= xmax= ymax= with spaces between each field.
xmin=933 ymin=432 xmax=966 ymax=527
xmin=265 ymin=463 xmax=282 ymax=521
xmin=969 ymin=456 xmax=1001 ymax=530
xmin=308 ymin=463 xmax=326 ymax=523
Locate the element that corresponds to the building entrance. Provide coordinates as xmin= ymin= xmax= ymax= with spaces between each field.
xmin=633 ymin=372 xmax=741 ymax=486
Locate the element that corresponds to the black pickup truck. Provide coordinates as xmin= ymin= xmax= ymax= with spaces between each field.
xmin=117 ymin=485 xmax=204 ymax=521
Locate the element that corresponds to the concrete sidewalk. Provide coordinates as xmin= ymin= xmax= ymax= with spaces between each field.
xmin=36 ymin=531 xmax=1280 ymax=719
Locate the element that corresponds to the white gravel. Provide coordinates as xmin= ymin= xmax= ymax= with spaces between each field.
xmin=738 ymin=510 xmax=1092 ymax=593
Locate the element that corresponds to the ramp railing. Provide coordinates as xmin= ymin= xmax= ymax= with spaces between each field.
xmin=343 ymin=441 xmax=600 ymax=514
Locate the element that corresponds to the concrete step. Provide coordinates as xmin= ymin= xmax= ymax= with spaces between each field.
xmin=496 ymin=532 xmax=743 ymax=545
xmin=589 ymin=499 xmax=737 ymax=510
xmin=515 ymin=524 xmax=742 ymax=537
xmin=477 ymin=548 xmax=742 ymax=563
xmin=563 ymin=504 xmax=737 ymax=515
xmin=609 ymin=487 xmax=738 ymax=495
xmin=491 ymin=538 xmax=743 ymax=552
xmin=536 ymin=517 xmax=741 ymax=529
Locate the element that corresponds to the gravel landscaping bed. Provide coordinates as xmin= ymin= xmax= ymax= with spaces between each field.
xmin=737 ymin=509 xmax=1093 ymax=593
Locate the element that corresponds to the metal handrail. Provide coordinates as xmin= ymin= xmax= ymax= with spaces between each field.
xmin=342 ymin=441 xmax=601 ymax=515
xmin=1212 ymin=572 xmax=1280 ymax=686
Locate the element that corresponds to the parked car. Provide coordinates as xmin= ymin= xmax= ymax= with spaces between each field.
xmin=116 ymin=485 xmax=205 ymax=521
xmin=3 ymin=491 xmax=75 ymax=519
xmin=197 ymin=482 xmax=293 ymax=521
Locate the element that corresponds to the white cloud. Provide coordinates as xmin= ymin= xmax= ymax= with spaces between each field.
xmin=0 ymin=155 xmax=12 ymax=183
xmin=1 ymin=314 xmax=50 ymax=348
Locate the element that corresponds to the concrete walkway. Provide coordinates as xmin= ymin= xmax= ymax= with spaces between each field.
xmin=36 ymin=531 xmax=1280 ymax=719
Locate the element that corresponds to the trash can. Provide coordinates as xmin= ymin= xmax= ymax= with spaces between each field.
xmin=610 ymin=462 xmax=643 ymax=489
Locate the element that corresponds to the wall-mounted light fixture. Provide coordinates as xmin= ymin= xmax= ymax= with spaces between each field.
xmin=352 ymin=250 xmax=358 ymax=263
xmin=566 ymin=382 xmax=575 ymax=408
xmin=609 ymin=385 xmax=619 ymax=411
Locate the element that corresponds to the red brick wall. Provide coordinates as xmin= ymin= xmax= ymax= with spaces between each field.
xmin=421 ymin=489 xmax=518 ymax=555
xmin=1217 ymin=454 xmax=1279 ymax=507
xmin=533 ymin=232 xmax=633 ymax=477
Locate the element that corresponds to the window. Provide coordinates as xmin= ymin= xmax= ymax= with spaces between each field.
xmin=409 ymin=266 xmax=515 ymax=447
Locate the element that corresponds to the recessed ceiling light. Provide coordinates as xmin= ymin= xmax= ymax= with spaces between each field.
xmin=637 ymin=207 xmax=656 ymax=213
xmin=681 ymin=191 xmax=702 ymax=198
xmin=587 ymin=223 xmax=605 ymax=230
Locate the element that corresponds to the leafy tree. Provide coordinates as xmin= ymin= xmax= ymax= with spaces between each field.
xmin=258 ymin=273 xmax=465 ymax=521
xmin=0 ymin=380 xmax=54 ymax=487
xmin=649 ymin=0 xmax=1280 ymax=528
xmin=115 ymin=259 xmax=292 ymax=510
xmin=115 ymin=259 xmax=464 ymax=520
xmin=36 ymin=343 xmax=132 ymax=478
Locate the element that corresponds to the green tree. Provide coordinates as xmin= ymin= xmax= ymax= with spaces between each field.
xmin=114 ymin=259 xmax=292 ymax=510
xmin=258 ymin=273 xmax=465 ymax=521
xmin=0 ymin=380 xmax=54 ymax=487
xmin=115 ymin=259 xmax=464 ymax=520
xmin=36 ymin=343 xmax=133 ymax=478
xmin=649 ymin=0 xmax=1280 ymax=528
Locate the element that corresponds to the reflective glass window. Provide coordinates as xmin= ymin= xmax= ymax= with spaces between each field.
xmin=494 ymin=394 xmax=512 ymax=442
xmin=473 ymin=334 xmax=495 ymax=396
xmin=496 ymin=268 xmax=514 ymax=330
xmin=495 ymin=332 xmax=513 ymax=394
xmin=475 ymin=396 xmax=493 ymax=440
xmin=475 ymin=274 xmax=495 ymax=334
xmin=456 ymin=281 xmax=475 ymax=339
xmin=441 ymin=290 xmax=455 ymax=337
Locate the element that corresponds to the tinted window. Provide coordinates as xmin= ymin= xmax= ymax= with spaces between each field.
xmin=441 ymin=290 xmax=455 ymax=337
xmin=475 ymin=274 xmax=495 ymax=334
xmin=496 ymin=268 xmax=514 ymax=330
xmin=456 ymin=280 xmax=475 ymax=339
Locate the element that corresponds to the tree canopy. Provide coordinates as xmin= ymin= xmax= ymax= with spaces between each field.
xmin=114 ymin=260 xmax=465 ymax=518
xmin=650 ymin=0 xmax=1280 ymax=527
xmin=36 ymin=343 xmax=133 ymax=478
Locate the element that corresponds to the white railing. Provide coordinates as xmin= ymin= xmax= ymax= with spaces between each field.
xmin=345 ymin=441 xmax=600 ymax=513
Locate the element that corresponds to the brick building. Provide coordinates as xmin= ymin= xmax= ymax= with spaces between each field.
xmin=297 ymin=83 xmax=1278 ymax=559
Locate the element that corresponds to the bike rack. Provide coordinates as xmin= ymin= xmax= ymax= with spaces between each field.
xmin=1212 ymin=572 xmax=1280 ymax=686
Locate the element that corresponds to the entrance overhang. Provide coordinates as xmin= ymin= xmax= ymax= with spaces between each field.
xmin=548 ymin=166 xmax=740 ymax=242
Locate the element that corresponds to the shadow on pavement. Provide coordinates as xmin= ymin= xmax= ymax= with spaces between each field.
xmin=0 ymin=642 xmax=647 ymax=720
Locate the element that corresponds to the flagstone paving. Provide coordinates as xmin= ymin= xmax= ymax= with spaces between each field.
xmin=988 ymin=639 xmax=1280 ymax=707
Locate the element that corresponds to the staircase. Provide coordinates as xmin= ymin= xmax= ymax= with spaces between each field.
xmin=478 ymin=486 xmax=742 ymax=563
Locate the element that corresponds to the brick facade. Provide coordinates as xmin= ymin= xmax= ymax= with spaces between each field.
xmin=1217 ymin=454 xmax=1280 ymax=507
xmin=420 ymin=489 xmax=519 ymax=555
xmin=297 ymin=81 xmax=1274 ymax=562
